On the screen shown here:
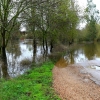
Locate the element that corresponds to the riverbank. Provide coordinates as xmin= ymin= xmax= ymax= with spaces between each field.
xmin=0 ymin=61 xmax=60 ymax=100
xmin=53 ymin=64 xmax=100 ymax=100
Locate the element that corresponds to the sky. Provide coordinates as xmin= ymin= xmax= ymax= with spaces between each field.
xmin=77 ymin=0 xmax=100 ymax=29
xmin=21 ymin=0 xmax=100 ymax=31
xmin=78 ymin=0 xmax=100 ymax=9
xmin=78 ymin=0 xmax=100 ymax=13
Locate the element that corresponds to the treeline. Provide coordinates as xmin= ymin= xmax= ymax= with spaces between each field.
xmin=77 ymin=0 xmax=100 ymax=42
xmin=0 ymin=0 xmax=80 ymax=69
xmin=0 ymin=0 xmax=80 ymax=54
xmin=0 ymin=0 xmax=99 ymax=67
xmin=21 ymin=0 xmax=80 ymax=52
xmin=77 ymin=24 xmax=100 ymax=42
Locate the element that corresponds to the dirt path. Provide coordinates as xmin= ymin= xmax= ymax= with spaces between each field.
xmin=52 ymin=64 xmax=100 ymax=100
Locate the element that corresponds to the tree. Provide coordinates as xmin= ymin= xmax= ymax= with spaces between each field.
xmin=85 ymin=0 xmax=99 ymax=41
xmin=21 ymin=1 xmax=37 ymax=53
xmin=96 ymin=24 xmax=100 ymax=41
xmin=50 ymin=0 xmax=79 ymax=45
xmin=23 ymin=0 xmax=79 ymax=53
xmin=24 ymin=0 xmax=60 ymax=52
xmin=0 ymin=0 xmax=28 ymax=68
xmin=22 ymin=0 xmax=54 ymax=52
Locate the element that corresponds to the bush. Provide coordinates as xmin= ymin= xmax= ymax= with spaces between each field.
xmin=20 ymin=58 xmax=32 ymax=66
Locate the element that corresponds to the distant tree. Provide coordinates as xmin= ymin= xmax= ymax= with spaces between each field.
xmin=21 ymin=1 xmax=37 ymax=53
xmin=85 ymin=0 xmax=99 ymax=41
xmin=22 ymin=0 xmax=55 ymax=52
xmin=96 ymin=24 xmax=100 ymax=41
xmin=51 ymin=0 xmax=80 ymax=45
xmin=23 ymin=0 xmax=80 ymax=53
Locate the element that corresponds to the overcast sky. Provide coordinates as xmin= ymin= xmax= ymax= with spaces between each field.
xmin=77 ymin=0 xmax=100 ymax=29
xmin=78 ymin=0 xmax=100 ymax=11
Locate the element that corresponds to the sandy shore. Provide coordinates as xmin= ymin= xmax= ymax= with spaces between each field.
xmin=52 ymin=64 xmax=100 ymax=100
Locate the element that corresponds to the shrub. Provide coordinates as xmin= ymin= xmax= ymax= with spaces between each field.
xmin=20 ymin=58 xmax=32 ymax=66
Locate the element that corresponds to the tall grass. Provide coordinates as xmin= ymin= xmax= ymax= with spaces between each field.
xmin=0 ymin=61 xmax=60 ymax=100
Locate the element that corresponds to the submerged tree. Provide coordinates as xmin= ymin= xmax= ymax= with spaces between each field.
xmin=0 ymin=0 xmax=28 ymax=69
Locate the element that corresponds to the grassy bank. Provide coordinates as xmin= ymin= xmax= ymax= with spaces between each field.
xmin=0 ymin=61 xmax=60 ymax=100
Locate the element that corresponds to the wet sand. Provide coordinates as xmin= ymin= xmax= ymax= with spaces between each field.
xmin=53 ymin=60 xmax=100 ymax=100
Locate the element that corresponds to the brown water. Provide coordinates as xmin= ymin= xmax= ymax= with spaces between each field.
xmin=56 ymin=43 xmax=100 ymax=85
xmin=64 ymin=43 xmax=100 ymax=64
xmin=1 ymin=42 xmax=100 ymax=79
xmin=55 ymin=58 xmax=68 ymax=68
xmin=0 ymin=39 xmax=50 ymax=78
xmin=54 ymin=42 xmax=100 ymax=68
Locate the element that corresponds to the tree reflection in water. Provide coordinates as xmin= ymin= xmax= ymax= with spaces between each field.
xmin=0 ymin=40 xmax=50 ymax=78
xmin=1 ymin=41 xmax=100 ymax=79
xmin=64 ymin=43 xmax=100 ymax=64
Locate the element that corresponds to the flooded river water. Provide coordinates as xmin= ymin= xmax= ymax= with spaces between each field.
xmin=1 ymin=41 xmax=100 ymax=81
xmin=57 ymin=43 xmax=100 ymax=85
xmin=0 ymin=39 xmax=50 ymax=78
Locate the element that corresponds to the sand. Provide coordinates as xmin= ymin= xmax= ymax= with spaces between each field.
xmin=52 ymin=64 xmax=100 ymax=100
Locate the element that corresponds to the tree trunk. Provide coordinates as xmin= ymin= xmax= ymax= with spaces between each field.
xmin=1 ymin=31 xmax=8 ymax=78
xmin=32 ymin=43 xmax=36 ymax=63
xmin=33 ymin=39 xmax=37 ymax=54
xmin=50 ymin=40 xmax=53 ymax=52
xmin=1 ymin=47 xmax=9 ymax=79
xmin=1 ymin=46 xmax=7 ymax=71
xmin=1 ymin=61 xmax=9 ymax=79
xmin=45 ymin=37 xmax=48 ymax=52
xmin=43 ymin=34 xmax=45 ymax=51
xmin=0 ymin=47 xmax=1 ymax=55
xmin=1 ymin=46 xmax=7 ymax=60
xmin=69 ymin=39 xmax=74 ymax=46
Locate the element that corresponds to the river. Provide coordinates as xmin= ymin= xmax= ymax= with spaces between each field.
xmin=1 ymin=41 xmax=100 ymax=81
xmin=59 ymin=42 xmax=100 ymax=85
xmin=0 ymin=39 xmax=50 ymax=78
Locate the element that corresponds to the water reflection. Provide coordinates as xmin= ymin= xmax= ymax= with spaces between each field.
xmin=0 ymin=40 xmax=50 ymax=78
xmin=55 ymin=58 xmax=68 ymax=68
xmin=1 ymin=41 xmax=100 ymax=78
xmin=64 ymin=43 xmax=100 ymax=64
xmin=83 ymin=43 xmax=96 ymax=60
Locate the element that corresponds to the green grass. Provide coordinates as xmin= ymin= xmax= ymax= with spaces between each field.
xmin=0 ymin=61 xmax=60 ymax=100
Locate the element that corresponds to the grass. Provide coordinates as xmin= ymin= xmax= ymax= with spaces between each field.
xmin=0 ymin=61 xmax=61 ymax=100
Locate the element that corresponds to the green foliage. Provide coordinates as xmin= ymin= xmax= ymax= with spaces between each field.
xmin=0 ymin=61 xmax=61 ymax=100
xmin=0 ymin=0 xmax=28 ymax=47
xmin=84 ymin=0 xmax=99 ymax=41
xmin=25 ymin=33 xmax=33 ymax=39
xmin=87 ymin=17 xmax=97 ymax=41
xmin=24 ymin=0 xmax=80 ymax=46
xmin=96 ymin=24 xmax=100 ymax=41
xmin=52 ymin=0 xmax=79 ymax=43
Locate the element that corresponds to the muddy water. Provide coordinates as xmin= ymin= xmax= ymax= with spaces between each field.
xmin=56 ymin=43 xmax=100 ymax=85
xmin=55 ymin=58 xmax=68 ymax=68
xmin=0 ymin=39 xmax=50 ymax=78
xmin=1 ymin=41 xmax=100 ymax=80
